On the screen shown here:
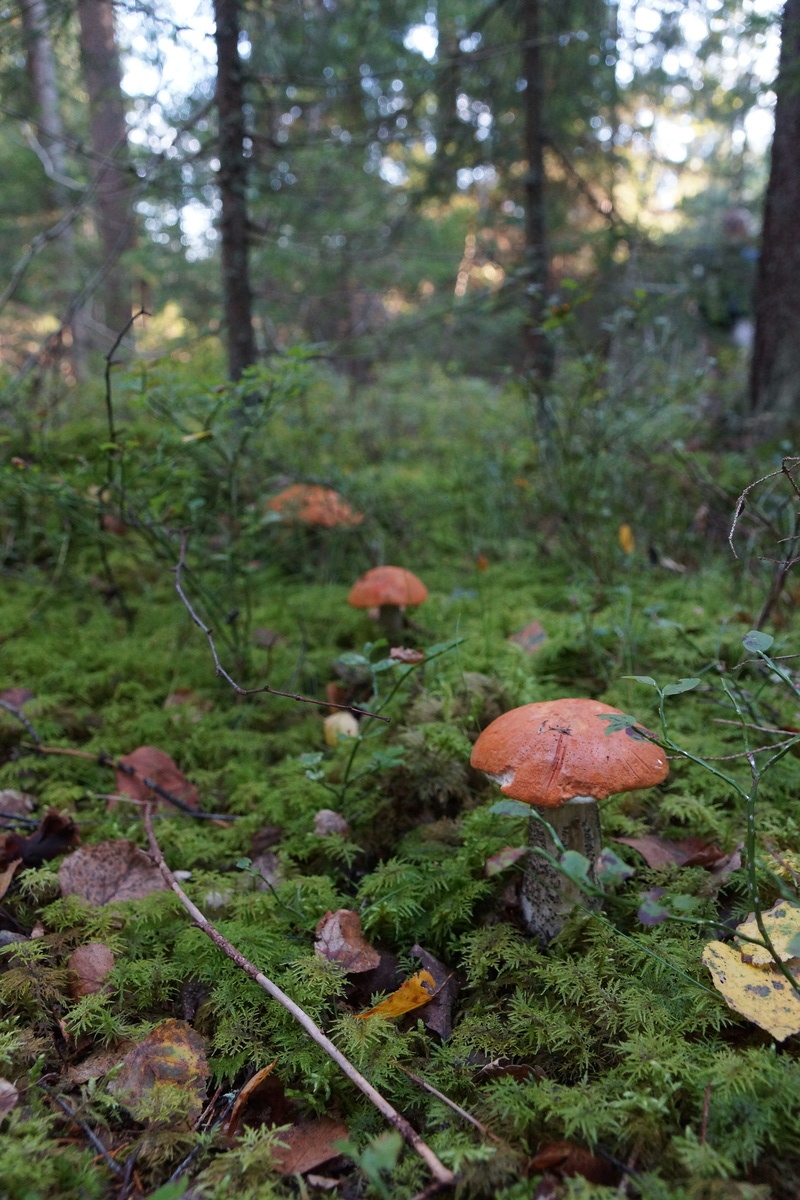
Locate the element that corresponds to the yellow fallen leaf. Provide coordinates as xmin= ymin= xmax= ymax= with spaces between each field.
xmin=355 ymin=969 xmax=436 ymax=1020
xmin=702 ymin=940 xmax=800 ymax=1041
xmin=324 ymin=711 xmax=360 ymax=746
xmin=736 ymin=899 xmax=800 ymax=966
xmin=618 ymin=523 xmax=635 ymax=554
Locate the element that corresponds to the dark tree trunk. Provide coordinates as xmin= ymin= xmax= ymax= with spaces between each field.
xmin=521 ymin=0 xmax=552 ymax=393
xmin=213 ymin=0 xmax=257 ymax=380
xmin=20 ymin=0 xmax=88 ymax=375
xmin=749 ymin=0 xmax=800 ymax=430
xmin=76 ymin=0 xmax=135 ymax=343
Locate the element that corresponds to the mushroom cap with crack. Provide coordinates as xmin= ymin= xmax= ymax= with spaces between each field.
xmin=470 ymin=698 xmax=668 ymax=808
xmin=267 ymin=484 xmax=363 ymax=528
xmin=348 ymin=566 xmax=428 ymax=609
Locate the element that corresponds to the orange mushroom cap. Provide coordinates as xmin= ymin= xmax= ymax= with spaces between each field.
xmin=348 ymin=566 xmax=428 ymax=610
xmin=267 ymin=484 xmax=364 ymax=529
xmin=470 ymin=698 xmax=668 ymax=808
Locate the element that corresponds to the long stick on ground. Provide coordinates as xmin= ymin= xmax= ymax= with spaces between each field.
xmin=141 ymin=805 xmax=454 ymax=1188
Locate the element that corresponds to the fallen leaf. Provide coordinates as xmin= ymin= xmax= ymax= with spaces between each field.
xmin=0 ymin=1078 xmax=19 ymax=1117
xmin=108 ymin=1019 xmax=209 ymax=1127
xmin=64 ymin=1045 xmax=133 ymax=1086
xmin=0 ymin=810 xmax=79 ymax=869
xmin=410 ymin=944 xmax=459 ymax=1040
xmin=271 ymin=1116 xmax=349 ymax=1175
xmin=251 ymin=851 xmax=283 ymax=890
xmin=0 ymin=688 xmax=34 ymax=707
xmin=389 ymin=647 xmax=425 ymax=663
xmin=618 ymin=524 xmax=635 ymax=555
xmin=485 ymin=846 xmax=526 ymax=877
xmin=315 ymin=910 xmax=380 ymax=973
xmin=702 ymin=939 xmax=800 ymax=1041
xmin=355 ymin=969 xmax=436 ymax=1020
xmin=163 ymin=689 xmax=213 ymax=722
xmin=224 ymin=1060 xmax=278 ymax=1137
xmin=612 ymin=834 xmax=726 ymax=870
xmin=0 ymin=858 xmax=21 ymax=900
xmin=531 ymin=1139 xmax=618 ymax=1185
xmin=313 ymin=810 xmax=351 ymax=838
xmin=0 ymin=791 xmax=35 ymax=823
xmin=323 ymin=712 xmax=360 ymax=745
xmin=59 ymin=839 xmax=167 ymax=906
xmin=115 ymin=747 xmax=200 ymax=811
xmin=253 ymin=627 xmax=283 ymax=649
xmin=736 ymin=900 xmax=800 ymax=966
xmin=508 ymin=620 xmax=548 ymax=654
xmin=68 ymin=943 xmax=115 ymax=998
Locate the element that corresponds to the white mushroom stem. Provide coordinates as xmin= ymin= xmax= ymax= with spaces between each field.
xmin=520 ymin=795 xmax=602 ymax=945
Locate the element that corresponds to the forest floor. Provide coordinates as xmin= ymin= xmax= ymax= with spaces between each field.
xmin=2 ymin=358 xmax=800 ymax=1200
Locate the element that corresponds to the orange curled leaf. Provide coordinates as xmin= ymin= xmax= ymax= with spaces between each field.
xmin=224 ymin=1059 xmax=278 ymax=1137
xmin=354 ymin=969 xmax=436 ymax=1020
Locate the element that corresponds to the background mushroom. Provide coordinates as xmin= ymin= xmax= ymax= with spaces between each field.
xmin=267 ymin=484 xmax=363 ymax=529
xmin=470 ymin=698 xmax=668 ymax=944
xmin=348 ymin=566 xmax=428 ymax=639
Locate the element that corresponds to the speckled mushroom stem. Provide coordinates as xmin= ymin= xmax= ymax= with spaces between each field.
xmin=520 ymin=796 xmax=602 ymax=945
xmin=378 ymin=603 xmax=404 ymax=639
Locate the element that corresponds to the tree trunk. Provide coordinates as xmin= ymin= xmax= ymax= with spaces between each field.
xmin=521 ymin=0 xmax=553 ymax=396
xmin=213 ymin=0 xmax=257 ymax=381
xmin=20 ymin=0 xmax=88 ymax=376
xmin=76 ymin=0 xmax=135 ymax=344
xmin=749 ymin=0 xmax=800 ymax=430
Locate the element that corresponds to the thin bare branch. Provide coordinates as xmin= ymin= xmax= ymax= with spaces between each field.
xmin=174 ymin=533 xmax=388 ymax=722
xmin=141 ymin=804 xmax=455 ymax=1188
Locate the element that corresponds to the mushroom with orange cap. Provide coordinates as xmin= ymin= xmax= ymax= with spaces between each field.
xmin=267 ymin=484 xmax=364 ymax=529
xmin=470 ymin=698 xmax=668 ymax=944
xmin=348 ymin=566 xmax=428 ymax=639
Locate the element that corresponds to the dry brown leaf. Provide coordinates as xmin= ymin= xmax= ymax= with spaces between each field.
xmin=115 ymin=746 xmax=200 ymax=811
xmin=0 ymin=790 xmax=35 ymax=823
xmin=313 ymin=810 xmax=351 ymax=838
xmin=612 ymin=834 xmax=726 ymax=870
xmin=0 ymin=1077 xmax=19 ymax=1117
xmin=59 ymin=839 xmax=167 ymax=906
xmin=68 ymin=943 xmax=115 ymax=998
xmin=508 ymin=621 xmax=548 ymax=654
xmin=0 ymin=688 xmax=34 ymax=707
xmin=1 ymin=810 xmax=79 ymax=869
xmin=0 ymin=858 xmax=21 ymax=901
xmin=224 ymin=1060 xmax=278 ymax=1137
xmin=271 ymin=1116 xmax=349 ymax=1175
xmin=410 ymin=944 xmax=459 ymax=1040
xmin=530 ymin=1139 xmax=618 ymax=1185
xmin=355 ymin=969 xmax=436 ymax=1020
xmin=108 ymin=1019 xmax=209 ymax=1128
xmin=389 ymin=647 xmax=425 ymax=663
xmin=315 ymin=910 xmax=380 ymax=973
xmin=63 ymin=1045 xmax=133 ymax=1086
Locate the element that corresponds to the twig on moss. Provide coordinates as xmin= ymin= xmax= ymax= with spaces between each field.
xmin=20 ymin=743 xmax=233 ymax=822
xmin=0 ymin=697 xmax=41 ymax=744
xmin=173 ymin=532 xmax=388 ymax=722
xmin=399 ymin=1067 xmax=499 ymax=1141
xmin=141 ymin=804 xmax=455 ymax=1188
xmin=41 ymin=1088 xmax=124 ymax=1179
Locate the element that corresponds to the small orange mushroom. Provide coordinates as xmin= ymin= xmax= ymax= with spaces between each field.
xmin=267 ymin=484 xmax=363 ymax=529
xmin=348 ymin=566 xmax=428 ymax=638
xmin=471 ymin=698 xmax=668 ymax=943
